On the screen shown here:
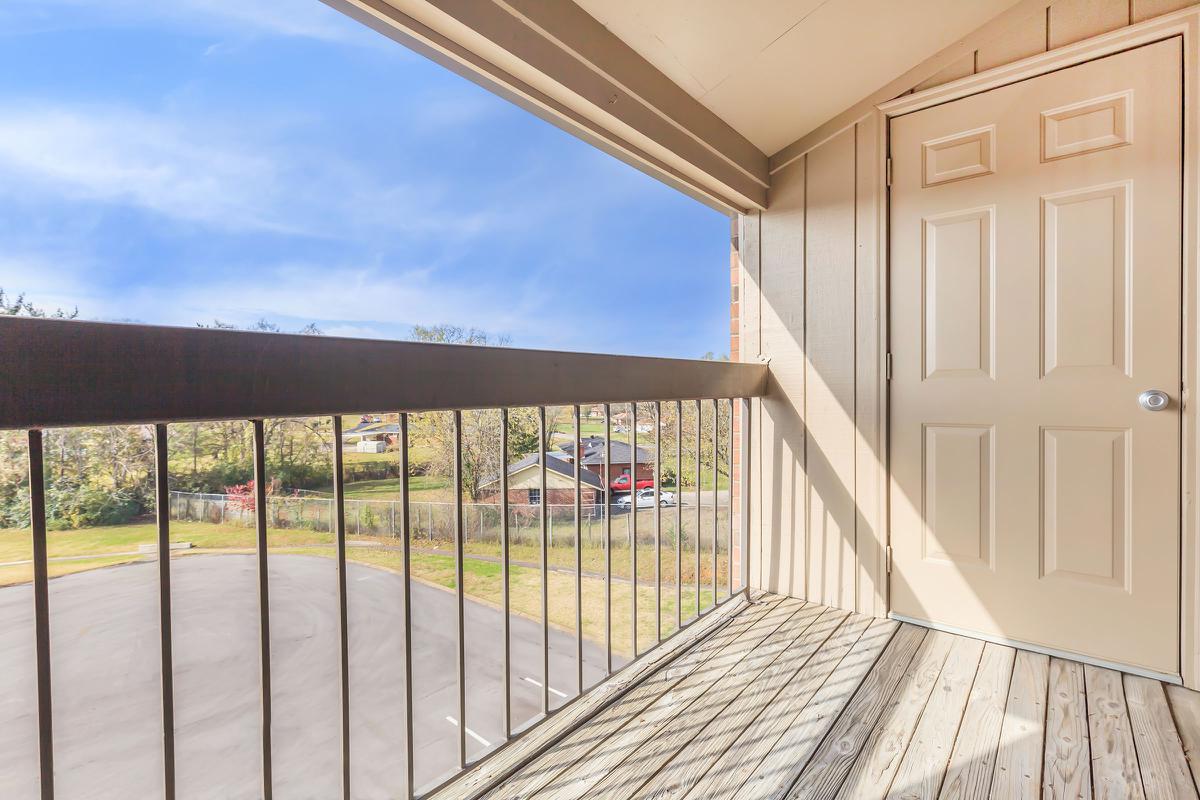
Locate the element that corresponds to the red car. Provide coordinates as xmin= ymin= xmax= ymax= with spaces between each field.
xmin=610 ymin=473 xmax=654 ymax=492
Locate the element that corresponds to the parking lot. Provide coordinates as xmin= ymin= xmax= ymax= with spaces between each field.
xmin=0 ymin=554 xmax=609 ymax=799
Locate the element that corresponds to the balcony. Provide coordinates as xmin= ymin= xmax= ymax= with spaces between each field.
xmin=0 ymin=316 xmax=766 ymax=798
xmin=9 ymin=0 xmax=1200 ymax=798
xmin=6 ymin=317 xmax=1199 ymax=800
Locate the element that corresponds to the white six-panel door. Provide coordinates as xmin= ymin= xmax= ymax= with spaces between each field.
xmin=889 ymin=38 xmax=1183 ymax=675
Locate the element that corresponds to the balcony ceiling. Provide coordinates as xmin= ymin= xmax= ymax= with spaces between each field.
xmin=574 ymin=0 xmax=1027 ymax=155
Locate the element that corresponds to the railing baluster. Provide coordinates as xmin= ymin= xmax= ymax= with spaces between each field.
xmin=728 ymin=399 xmax=735 ymax=598
xmin=603 ymin=403 xmax=612 ymax=674
xmin=538 ymin=407 xmax=549 ymax=714
xmin=154 ymin=424 xmax=176 ymax=800
xmin=573 ymin=405 xmax=583 ymax=696
xmin=712 ymin=399 xmax=719 ymax=610
xmin=27 ymin=429 xmax=54 ymax=800
xmin=500 ymin=409 xmax=511 ymax=738
xmin=653 ymin=402 xmax=661 ymax=644
xmin=452 ymin=411 xmax=467 ymax=768
xmin=630 ymin=403 xmax=637 ymax=657
xmin=399 ymin=414 xmax=415 ymax=800
xmin=252 ymin=420 xmax=273 ymax=800
xmin=674 ymin=401 xmax=682 ymax=633
xmin=694 ymin=400 xmax=701 ymax=617
xmin=331 ymin=417 xmax=351 ymax=799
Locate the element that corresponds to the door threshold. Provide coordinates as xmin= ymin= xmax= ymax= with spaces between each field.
xmin=888 ymin=613 xmax=1182 ymax=685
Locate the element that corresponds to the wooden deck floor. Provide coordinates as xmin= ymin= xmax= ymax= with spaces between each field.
xmin=481 ymin=594 xmax=1200 ymax=800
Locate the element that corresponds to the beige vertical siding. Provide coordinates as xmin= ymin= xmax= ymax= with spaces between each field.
xmin=747 ymin=0 xmax=1197 ymax=615
xmin=904 ymin=0 xmax=1194 ymax=93
xmin=750 ymin=118 xmax=884 ymax=612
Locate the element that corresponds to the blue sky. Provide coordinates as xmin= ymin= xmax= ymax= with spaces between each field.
xmin=0 ymin=0 xmax=731 ymax=358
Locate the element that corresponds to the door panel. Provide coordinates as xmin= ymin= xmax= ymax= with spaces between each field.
xmin=889 ymin=38 xmax=1182 ymax=674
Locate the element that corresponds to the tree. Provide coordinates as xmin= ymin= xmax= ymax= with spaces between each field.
xmin=408 ymin=324 xmax=509 ymax=347
xmin=197 ymin=317 xmax=323 ymax=335
xmin=405 ymin=324 xmax=538 ymax=500
xmin=641 ymin=400 xmax=731 ymax=490
xmin=0 ymin=288 xmax=77 ymax=319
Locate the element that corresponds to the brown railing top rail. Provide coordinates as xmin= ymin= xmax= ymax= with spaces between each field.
xmin=0 ymin=318 xmax=768 ymax=429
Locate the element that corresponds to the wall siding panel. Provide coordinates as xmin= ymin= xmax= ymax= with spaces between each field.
xmin=854 ymin=114 xmax=884 ymax=617
xmin=1133 ymin=0 xmax=1197 ymax=22
xmin=912 ymin=52 xmax=976 ymax=93
xmin=759 ymin=159 xmax=806 ymax=596
xmin=1048 ymin=0 xmax=1130 ymax=47
xmin=739 ymin=213 xmax=763 ymax=590
xmin=803 ymin=127 xmax=857 ymax=611
xmin=976 ymin=7 xmax=1048 ymax=71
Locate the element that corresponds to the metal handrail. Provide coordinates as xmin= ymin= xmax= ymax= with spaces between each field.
xmin=0 ymin=317 xmax=767 ymax=429
xmin=8 ymin=318 xmax=760 ymax=800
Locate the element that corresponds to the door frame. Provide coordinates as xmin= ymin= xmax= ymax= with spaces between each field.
xmin=876 ymin=6 xmax=1200 ymax=686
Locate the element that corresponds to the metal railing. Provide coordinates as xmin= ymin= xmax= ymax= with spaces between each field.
xmin=0 ymin=317 xmax=766 ymax=800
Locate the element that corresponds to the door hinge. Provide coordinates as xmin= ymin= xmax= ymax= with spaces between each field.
xmin=885 ymin=157 xmax=893 ymax=187
xmin=885 ymin=545 xmax=893 ymax=574
xmin=885 ymin=352 xmax=893 ymax=381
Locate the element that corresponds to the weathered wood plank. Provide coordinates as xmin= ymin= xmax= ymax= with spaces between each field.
xmin=483 ymin=594 xmax=777 ymax=800
xmin=681 ymin=615 xmax=879 ymax=800
xmin=938 ymin=643 xmax=1016 ymax=800
xmin=585 ymin=602 xmax=830 ymax=798
xmin=533 ymin=598 xmax=806 ymax=800
xmin=833 ymin=631 xmax=957 ymax=800
xmin=632 ymin=607 xmax=851 ymax=799
xmin=1165 ymin=684 xmax=1200 ymax=792
xmin=989 ymin=650 xmax=1049 ymax=800
xmin=1085 ymin=665 xmax=1144 ymax=800
xmin=770 ymin=624 xmax=928 ymax=800
xmin=735 ymin=622 xmax=922 ymax=800
xmin=1042 ymin=659 xmax=1091 ymax=800
xmin=1125 ymin=675 xmax=1198 ymax=800
xmin=884 ymin=636 xmax=985 ymax=800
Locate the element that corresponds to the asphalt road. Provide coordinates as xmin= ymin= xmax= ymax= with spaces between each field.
xmin=0 ymin=554 xmax=610 ymax=799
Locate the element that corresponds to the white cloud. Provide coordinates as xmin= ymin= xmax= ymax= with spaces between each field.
xmin=0 ymin=254 xmax=572 ymax=345
xmin=0 ymin=103 xmax=515 ymax=240
xmin=0 ymin=0 xmax=367 ymax=44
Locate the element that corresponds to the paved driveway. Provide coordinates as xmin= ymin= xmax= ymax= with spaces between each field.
xmin=0 ymin=554 xmax=609 ymax=799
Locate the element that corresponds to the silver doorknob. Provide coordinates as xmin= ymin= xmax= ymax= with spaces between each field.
xmin=1138 ymin=390 xmax=1170 ymax=411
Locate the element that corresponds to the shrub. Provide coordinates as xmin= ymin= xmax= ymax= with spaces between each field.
xmin=45 ymin=482 xmax=144 ymax=529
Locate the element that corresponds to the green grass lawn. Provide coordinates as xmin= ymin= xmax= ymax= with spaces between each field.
xmin=0 ymin=519 xmax=731 ymax=656
xmin=313 ymin=474 xmax=451 ymax=502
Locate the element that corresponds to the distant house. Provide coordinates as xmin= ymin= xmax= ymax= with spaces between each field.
xmin=478 ymin=451 xmax=606 ymax=507
xmin=340 ymin=420 xmax=399 ymax=456
xmin=558 ymin=436 xmax=654 ymax=486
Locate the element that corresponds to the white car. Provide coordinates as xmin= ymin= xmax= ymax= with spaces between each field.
xmin=616 ymin=488 xmax=676 ymax=509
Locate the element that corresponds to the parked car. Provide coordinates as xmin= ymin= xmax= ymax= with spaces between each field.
xmin=616 ymin=488 xmax=675 ymax=509
xmin=610 ymin=473 xmax=654 ymax=491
